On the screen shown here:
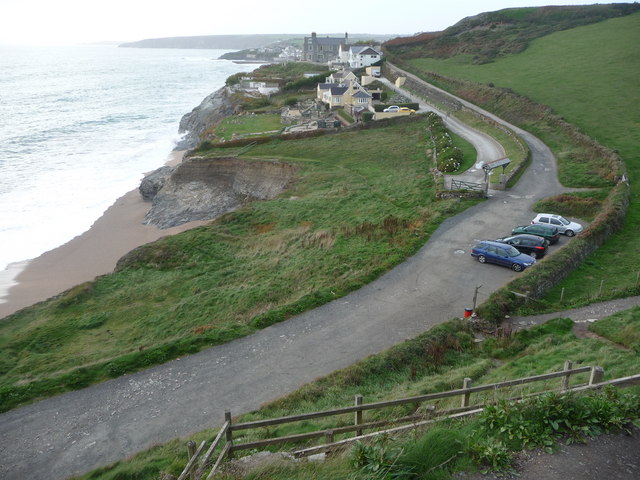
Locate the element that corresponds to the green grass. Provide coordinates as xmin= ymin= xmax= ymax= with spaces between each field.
xmin=72 ymin=309 xmax=640 ymax=480
xmin=589 ymin=306 xmax=640 ymax=351
xmin=0 ymin=119 xmax=482 ymax=412
xmin=449 ymin=131 xmax=476 ymax=172
xmin=399 ymin=13 xmax=640 ymax=309
xmin=212 ymin=114 xmax=283 ymax=141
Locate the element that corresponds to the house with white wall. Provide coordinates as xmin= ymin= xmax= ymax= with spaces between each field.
xmin=348 ymin=46 xmax=383 ymax=68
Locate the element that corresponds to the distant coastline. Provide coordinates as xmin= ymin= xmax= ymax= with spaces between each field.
xmin=119 ymin=34 xmax=304 ymax=50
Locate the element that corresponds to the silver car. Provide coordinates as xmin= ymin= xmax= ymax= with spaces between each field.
xmin=531 ymin=213 xmax=583 ymax=237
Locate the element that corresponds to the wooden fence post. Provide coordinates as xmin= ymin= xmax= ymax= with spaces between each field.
xmin=187 ymin=441 xmax=196 ymax=480
xmin=325 ymin=430 xmax=334 ymax=444
xmin=461 ymin=378 xmax=472 ymax=407
xmin=354 ymin=394 xmax=363 ymax=437
xmin=187 ymin=440 xmax=196 ymax=459
xmin=561 ymin=360 xmax=573 ymax=391
xmin=589 ymin=366 xmax=604 ymax=385
xmin=225 ymin=411 xmax=234 ymax=459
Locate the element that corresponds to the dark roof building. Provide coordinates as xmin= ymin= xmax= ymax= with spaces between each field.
xmin=303 ymin=32 xmax=349 ymax=63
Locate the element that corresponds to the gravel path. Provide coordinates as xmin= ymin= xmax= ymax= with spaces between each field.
xmin=509 ymin=296 xmax=640 ymax=329
xmin=460 ymin=427 xmax=640 ymax=480
xmin=0 ymin=69 xmax=632 ymax=480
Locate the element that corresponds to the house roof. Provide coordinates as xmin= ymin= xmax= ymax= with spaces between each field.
xmin=353 ymin=90 xmax=372 ymax=98
xmin=315 ymin=37 xmax=346 ymax=46
xmin=317 ymin=83 xmax=334 ymax=90
xmin=351 ymin=46 xmax=382 ymax=56
xmin=329 ymin=86 xmax=348 ymax=95
xmin=331 ymin=70 xmax=353 ymax=79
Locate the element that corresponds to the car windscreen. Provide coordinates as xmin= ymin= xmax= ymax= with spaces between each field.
xmin=506 ymin=246 xmax=521 ymax=257
xmin=559 ymin=217 xmax=570 ymax=225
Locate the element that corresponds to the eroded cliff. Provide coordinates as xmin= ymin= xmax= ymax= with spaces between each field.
xmin=141 ymin=156 xmax=297 ymax=228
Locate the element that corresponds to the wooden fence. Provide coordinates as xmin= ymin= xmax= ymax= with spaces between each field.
xmin=177 ymin=363 xmax=640 ymax=479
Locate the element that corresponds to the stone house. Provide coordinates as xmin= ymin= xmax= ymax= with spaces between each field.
xmin=303 ymin=32 xmax=349 ymax=63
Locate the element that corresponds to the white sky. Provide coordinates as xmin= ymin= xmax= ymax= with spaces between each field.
xmin=0 ymin=0 xmax=635 ymax=46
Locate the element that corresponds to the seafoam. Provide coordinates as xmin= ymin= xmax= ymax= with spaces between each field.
xmin=0 ymin=45 xmax=256 ymax=302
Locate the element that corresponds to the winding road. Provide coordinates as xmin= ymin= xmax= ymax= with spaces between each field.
xmin=0 ymin=69 xmax=587 ymax=479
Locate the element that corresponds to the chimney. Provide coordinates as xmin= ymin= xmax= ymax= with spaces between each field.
xmin=312 ymin=32 xmax=317 ymax=39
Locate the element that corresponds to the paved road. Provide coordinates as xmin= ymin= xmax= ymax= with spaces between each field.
xmin=0 ymin=72 xmax=596 ymax=479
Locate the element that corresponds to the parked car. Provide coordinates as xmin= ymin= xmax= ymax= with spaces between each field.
xmin=470 ymin=240 xmax=536 ymax=272
xmin=399 ymin=107 xmax=416 ymax=113
xmin=531 ymin=213 xmax=583 ymax=237
xmin=495 ymin=234 xmax=548 ymax=259
xmin=511 ymin=224 xmax=560 ymax=244
xmin=383 ymin=105 xmax=400 ymax=112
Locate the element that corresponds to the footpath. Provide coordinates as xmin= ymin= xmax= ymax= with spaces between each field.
xmin=0 ymin=72 xmax=637 ymax=480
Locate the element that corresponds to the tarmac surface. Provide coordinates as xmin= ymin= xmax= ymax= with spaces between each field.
xmin=1 ymin=67 xmax=634 ymax=480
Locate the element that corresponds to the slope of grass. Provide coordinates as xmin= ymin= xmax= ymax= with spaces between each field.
xmin=0 ymin=119 xmax=482 ymax=412
xmin=398 ymin=12 xmax=640 ymax=308
xmin=385 ymin=3 xmax=639 ymax=64
xmin=72 ymin=310 xmax=640 ymax=480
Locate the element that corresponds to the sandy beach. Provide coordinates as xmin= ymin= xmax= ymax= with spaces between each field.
xmin=0 ymin=151 xmax=205 ymax=319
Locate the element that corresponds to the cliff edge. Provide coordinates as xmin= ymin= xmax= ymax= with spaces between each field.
xmin=176 ymin=86 xmax=241 ymax=150
xmin=140 ymin=156 xmax=297 ymax=229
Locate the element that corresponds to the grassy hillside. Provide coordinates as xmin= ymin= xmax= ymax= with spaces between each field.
xmin=392 ymin=12 xmax=640 ymax=307
xmin=0 ymin=119 xmax=480 ymax=412
xmin=385 ymin=3 xmax=640 ymax=64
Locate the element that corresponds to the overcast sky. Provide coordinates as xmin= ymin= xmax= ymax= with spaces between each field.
xmin=0 ymin=0 xmax=635 ymax=45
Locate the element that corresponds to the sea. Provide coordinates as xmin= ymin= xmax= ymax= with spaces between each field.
xmin=0 ymin=44 xmax=256 ymax=301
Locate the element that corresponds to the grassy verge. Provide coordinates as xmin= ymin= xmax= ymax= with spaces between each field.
xmin=0 ymin=119 xmax=482 ymax=412
xmin=450 ymin=131 xmax=476 ymax=172
xmin=71 ymin=309 xmax=640 ymax=480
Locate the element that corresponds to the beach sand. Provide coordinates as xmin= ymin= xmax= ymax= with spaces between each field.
xmin=0 ymin=151 xmax=206 ymax=319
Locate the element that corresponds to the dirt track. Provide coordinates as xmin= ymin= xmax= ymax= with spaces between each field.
xmin=461 ymin=427 xmax=640 ymax=480
xmin=0 ymin=68 xmax=626 ymax=480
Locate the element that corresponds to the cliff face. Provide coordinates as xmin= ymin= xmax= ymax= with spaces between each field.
xmin=141 ymin=156 xmax=297 ymax=229
xmin=176 ymin=86 xmax=241 ymax=150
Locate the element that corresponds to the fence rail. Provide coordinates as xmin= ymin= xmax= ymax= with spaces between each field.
xmin=450 ymin=178 xmax=484 ymax=191
xmin=177 ymin=363 xmax=640 ymax=479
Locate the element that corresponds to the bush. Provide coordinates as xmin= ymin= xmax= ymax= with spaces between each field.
xmin=427 ymin=112 xmax=464 ymax=173
xmin=283 ymin=73 xmax=327 ymax=92
xmin=225 ymin=72 xmax=244 ymax=86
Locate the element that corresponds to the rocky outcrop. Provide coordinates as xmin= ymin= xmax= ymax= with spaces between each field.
xmin=139 ymin=165 xmax=174 ymax=201
xmin=176 ymin=86 xmax=241 ymax=150
xmin=141 ymin=156 xmax=297 ymax=228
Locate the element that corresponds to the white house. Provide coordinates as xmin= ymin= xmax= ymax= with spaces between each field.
xmin=348 ymin=46 xmax=383 ymax=69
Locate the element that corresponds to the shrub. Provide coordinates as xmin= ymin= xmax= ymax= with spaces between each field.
xmin=427 ymin=112 xmax=463 ymax=173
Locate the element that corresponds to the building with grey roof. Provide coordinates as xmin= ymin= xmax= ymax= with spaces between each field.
xmin=303 ymin=32 xmax=349 ymax=63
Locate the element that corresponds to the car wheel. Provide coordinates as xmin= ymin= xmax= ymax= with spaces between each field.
xmin=512 ymin=263 xmax=523 ymax=272
xmin=478 ymin=255 xmax=486 ymax=264
xmin=565 ymin=230 xmax=575 ymax=237
xmin=529 ymin=251 xmax=538 ymax=259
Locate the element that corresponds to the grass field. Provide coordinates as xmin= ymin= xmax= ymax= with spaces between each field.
xmin=404 ymin=12 xmax=640 ymax=308
xmin=0 ymin=119 xmax=481 ymax=412
xmin=212 ymin=113 xmax=283 ymax=141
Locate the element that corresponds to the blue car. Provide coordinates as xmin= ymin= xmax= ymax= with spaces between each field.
xmin=471 ymin=240 xmax=536 ymax=272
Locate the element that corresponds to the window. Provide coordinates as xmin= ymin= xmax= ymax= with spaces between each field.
xmin=540 ymin=218 xmax=549 ymax=223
